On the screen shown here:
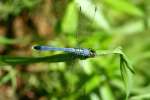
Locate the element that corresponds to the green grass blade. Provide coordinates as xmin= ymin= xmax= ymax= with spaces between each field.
xmin=0 ymin=53 xmax=80 ymax=65
xmin=96 ymin=47 xmax=135 ymax=100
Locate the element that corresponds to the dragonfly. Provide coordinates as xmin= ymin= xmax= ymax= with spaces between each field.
xmin=32 ymin=6 xmax=97 ymax=60
xmin=33 ymin=46 xmax=96 ymax=59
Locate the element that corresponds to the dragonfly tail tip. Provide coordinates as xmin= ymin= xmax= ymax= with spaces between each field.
xmin=32 ymin=45 xmax=41 ymax=50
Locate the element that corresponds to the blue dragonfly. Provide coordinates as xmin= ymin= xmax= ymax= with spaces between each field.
xmin=32 ymin=46 xmax=96 ymax=59
xmin=32 ymin=6 xmax=97 ymax=60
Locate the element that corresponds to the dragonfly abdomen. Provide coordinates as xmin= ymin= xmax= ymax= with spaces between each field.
xmin=33 ymin=46 xmax=74 ymax=52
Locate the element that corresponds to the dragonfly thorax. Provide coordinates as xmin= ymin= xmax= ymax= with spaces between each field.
xmin=74 ymin=48 xmax=96 ymax=58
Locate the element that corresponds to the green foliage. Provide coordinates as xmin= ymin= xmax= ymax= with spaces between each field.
xmin=103 ymin=0 xmax=143 ymax=17
xmin=0 ymin=36 xmax=16 ymax=44
xmin=100 ymin=83 xmax=115 ymax=100
xmin=0 ymin=0 xmax=149 ymax=100
xmin=61 ymin=1 xmax=79 ymax=33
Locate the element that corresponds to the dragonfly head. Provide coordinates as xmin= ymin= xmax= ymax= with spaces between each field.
xmin=89 ymin=48 xmax=96 ymax=57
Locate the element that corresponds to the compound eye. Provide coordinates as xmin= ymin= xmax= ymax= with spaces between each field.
xmin=89 ymin=49 xmax=96 ymax=57
xmin=90 ymin=49 xmax=95 ymax=53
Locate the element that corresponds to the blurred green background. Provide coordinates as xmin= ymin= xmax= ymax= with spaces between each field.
xmin=0 ymin=0 xmax=150 ymax=100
